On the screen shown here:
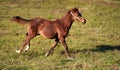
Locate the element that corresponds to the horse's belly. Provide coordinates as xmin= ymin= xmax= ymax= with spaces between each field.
xmin=39 ymin=30 xmax=57 ymax=39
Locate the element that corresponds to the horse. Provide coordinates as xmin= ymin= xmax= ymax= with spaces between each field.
xmin=11 ymin=7 xmax=86 ymax=59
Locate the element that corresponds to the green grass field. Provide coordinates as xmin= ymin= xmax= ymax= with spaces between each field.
xmin=0 ymin=0 xmax=120 ymax=70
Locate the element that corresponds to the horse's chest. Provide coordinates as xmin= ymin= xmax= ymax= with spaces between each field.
xmin=57 ymin=26 xmax=69 ymax=37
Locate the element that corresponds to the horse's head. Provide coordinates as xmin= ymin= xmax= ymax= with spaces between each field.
xmin=70 ymin=7 xmax=86 ymax=24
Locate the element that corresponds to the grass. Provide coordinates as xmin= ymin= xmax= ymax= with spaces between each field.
xmin=0 ymin=0 xmax=120 ymax=70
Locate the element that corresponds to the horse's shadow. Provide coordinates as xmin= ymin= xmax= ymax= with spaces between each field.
xmin=75 ymin=45 xmax=120 ymax=53
xmin=91 ymin=45 xmax=120 ymax=52
xmin=23 ymin=45 xmax=120 ymax=58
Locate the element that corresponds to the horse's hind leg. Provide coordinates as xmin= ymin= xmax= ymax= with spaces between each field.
xmin=16 ymin=34 xmax=36 ymax=54
xmin=45 ymin=38 xmax=59 ymax=56
xmin=25 ymin=42 xmax=30 ymax=51
xmin=25 ymin=33 xmax=40 ymax=51
xmin=25 ymin=33 xmax=30 ymax=51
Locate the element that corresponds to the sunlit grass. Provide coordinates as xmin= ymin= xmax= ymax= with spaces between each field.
xmin=0 ymin=0 xmax=120 ymax=70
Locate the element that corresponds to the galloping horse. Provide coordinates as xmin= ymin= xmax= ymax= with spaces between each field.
xmin=11 ymin=7 xmax=86 ymax=59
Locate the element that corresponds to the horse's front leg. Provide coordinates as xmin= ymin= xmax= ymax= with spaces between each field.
xmin=59 ymin=37 xmax=74 ymax=60
xmin=45 ymin=38 xmax=59 ymax=56
xmin=59 ymin=37 xmax=70 ymax=57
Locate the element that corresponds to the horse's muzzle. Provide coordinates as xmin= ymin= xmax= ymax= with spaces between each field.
xmin=81 ymin=17 xmax=86 ymax=24
xmin=76 ymin=17 xmax=86 ymax=24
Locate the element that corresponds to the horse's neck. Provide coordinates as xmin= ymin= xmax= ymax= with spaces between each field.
xmin=62 ymin=12 xmax=74 ymax=32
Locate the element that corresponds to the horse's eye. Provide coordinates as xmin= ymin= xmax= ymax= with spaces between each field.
xmin=74 ymin=9 xmax=78 ymax=12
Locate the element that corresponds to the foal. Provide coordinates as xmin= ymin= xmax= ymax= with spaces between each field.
xmin=11 ymin=8 xmax=86 ymax=58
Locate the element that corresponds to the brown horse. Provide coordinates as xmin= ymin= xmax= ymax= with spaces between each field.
xmin=11 ymin=7 xmax=86 ymax=59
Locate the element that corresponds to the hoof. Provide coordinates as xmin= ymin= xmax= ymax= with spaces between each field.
xmin=25 ymin=45 xmax=30 ymax=51
xmin=67 ymin=57 xmax=75 ymax=61
xmin=16 ymin=50 xmax=21 ymax=54
xmin=45 ymin=52 xmax=49 ymax=57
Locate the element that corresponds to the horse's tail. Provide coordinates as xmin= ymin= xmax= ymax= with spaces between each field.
xmin=11 ymin=16 xmax=31 ymax=25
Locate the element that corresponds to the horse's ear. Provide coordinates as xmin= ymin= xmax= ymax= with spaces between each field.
xmin=74 ymin=7 xmax=79 ymax=9
xmin=71 ymin=7 xmax=79 ymax=12
xmin=70 ymin=7 xmax=79 ymax=12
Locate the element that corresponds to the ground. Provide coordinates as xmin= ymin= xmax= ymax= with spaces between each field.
xmin=0 ymin=0 xmax=120 ymax=70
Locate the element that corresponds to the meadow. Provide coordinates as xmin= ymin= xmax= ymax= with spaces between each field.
xmin=0 ymin=0 xmax=120 ymax=70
